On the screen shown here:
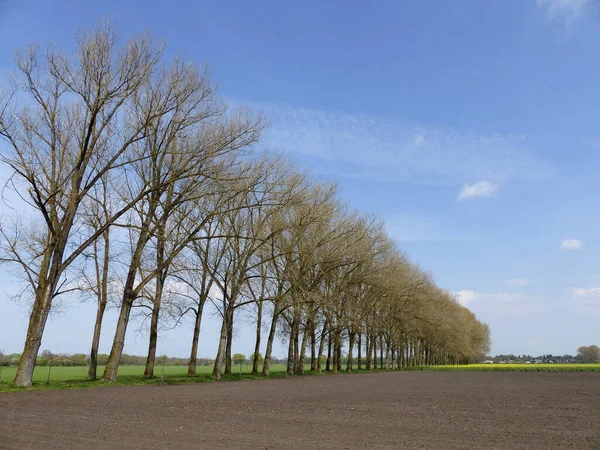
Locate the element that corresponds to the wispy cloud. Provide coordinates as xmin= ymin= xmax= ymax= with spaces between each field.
xmin=526 ymin=339 xmax=539 ymax=346
xmin=384 ymin=214 xmax=473 ymax=242
xmin=454 ymin=289 xmax=545 ymax=315
xmin=537 ymin=0 xmax=591 ymax=21
xmin=571 ymin=287 xmax=600 ymax=315
xmin=572 ymin=287 xmax=600 ymax=299
xmin=455 ymin=290 xmax=525 ymax=306
xmin=261 ymin=104 xmax=553 ymax=185
xmin=457 ymin=180 xmax=498 ymax=201
xmin=507 ymin=278 xmax=530 ymax=288
xmin=561 ymin=239 xmax=583 ymax=250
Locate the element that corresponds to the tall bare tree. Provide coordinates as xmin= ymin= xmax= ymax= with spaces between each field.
xmin=79 ymin=175 xmax=117 ymax=380
xmin=0 ymin=23 xmax=173 ymax=386
xmin=102 ymin=117 xmax=264 ymax=382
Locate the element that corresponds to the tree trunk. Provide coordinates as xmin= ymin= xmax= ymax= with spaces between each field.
xmin=298 ymin=320 xmax=309 ymax=374
xmin=316 ymin=318 xmax=328 ymax=373
xmin=103 ymin=215 xmax=154 ymax=382
xmin=212 ymin=311 xmax=228 ymax=379
xmin=346 ymin=330 xmax=354 ymax=372
xmin=87 ymin=233 xmax=110 ymax=381
xmin=251 ymin=300 xmax=263 ymax=374
xmin=336 ymin=330 xmax=342 ymax=373
xmin=293 ymin=329 xmax=299 ymax=372
xmin=369 ymin=336 xmax=374 ymax=370
xmin=332 ymin=334 xmax=338 ymax=374
xmin=87 ymin=302 xmax=106 ymax=381
xmin=357 ymin=330 xmax=362 ymax=371
xmin=102 ymin=292 xmax=134 ymax=382
xmin=143 ymin=300 xmax=161 ymax=377
xmin=401 ymin=339 xmax=406 ymax=368
xmin=310 ymin=319 xmax=317 ymax=371
xmin=385 ymin=341 xmax=391 ymax=369
xmin=373 ymin=337 xmax=378 ymax=369
xmin=287 ymin=308 xmax=299 ymax=376
xmin=332 ymin=327 xmax=342 ymax=373
xmin=13 ymin=283 xmax=55 ymax=387
xmin=262 ymin=301 xmax=280 ymax=376
xmin=224 ymin=307 xmax=234 ymax=376
xmin=187 ymin=303 xmax=205 ymax=376
xmin=326 ymin=333 xmax=332 ymax=372
xmin=365 ymin=333 xmax=371 ymax=370
xmin=144 ymin=226 xmax=168 ymax=378
xmin=13 ymin=197 xmax=74 ymax=387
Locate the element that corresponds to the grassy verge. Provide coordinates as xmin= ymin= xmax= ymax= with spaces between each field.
xmin=0 ymin=364 xmax=368 ymax=393
xmin=0 ymin=364 xmax=290 ymax=393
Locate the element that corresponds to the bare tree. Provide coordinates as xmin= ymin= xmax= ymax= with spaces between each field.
xmin=168 ymin=217 xmax=223 ymax=377
xmin=102 ymin=115 xmax=264 ymax=382
xmin=79 ymin=175 xmax=118 ymax=380
xmin=0 ymin=23 xmax=172 ymax=386
xmin=207 ymin=156 xmax=305 ymax=379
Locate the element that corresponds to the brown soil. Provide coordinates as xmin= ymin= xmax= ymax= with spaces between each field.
xmin=1 ymin=372 xmax=599 ymax=449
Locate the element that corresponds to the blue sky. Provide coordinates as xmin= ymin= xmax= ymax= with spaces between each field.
xmin=1 ymin=0 xmax=599 ymax=358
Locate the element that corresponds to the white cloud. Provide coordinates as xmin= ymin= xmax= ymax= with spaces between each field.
xmin=526 ymin=339 xmax=538 ymax=346
xmin=507 ymin=278 xmax=530 ymax=288
xmin=482 ymin=292 xmax=527 ymax=304
xmin=572 ymin=287 xmax=600 ymax=298
xmin=455 ymin=290 xmax=479 ymax=306
xmin=537 ymin=0 xmax=591 ymax=22
xmin=457 ymin=181 xmax=498 ymax=201
xmin=260 ymin=103 xmax=553 ymax=185
xmin=454 ymin=290 xmax=525 ymax=306
xmin=561 ymin=239 xmax=583 ymax=250
xmin=454 ymin=289 xmax=545 ymax=315
xmin=571 ymin=287 xmax=600 ymax=313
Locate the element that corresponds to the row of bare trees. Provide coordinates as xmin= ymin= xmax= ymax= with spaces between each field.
xmin=0 ymin=22 xmax=489 ymax=387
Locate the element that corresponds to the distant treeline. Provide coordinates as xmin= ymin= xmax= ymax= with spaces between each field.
xmin=489 ymin=347 xmax=599 ymax=364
